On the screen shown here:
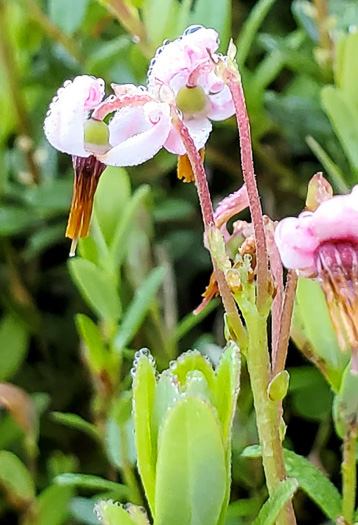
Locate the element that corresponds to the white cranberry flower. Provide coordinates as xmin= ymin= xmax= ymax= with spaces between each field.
xmin=275 ymin=185 xmax=358 ymax=365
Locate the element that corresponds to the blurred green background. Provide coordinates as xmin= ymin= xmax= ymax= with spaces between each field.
xmin=0 ymin=0 xmax=357 ymax=523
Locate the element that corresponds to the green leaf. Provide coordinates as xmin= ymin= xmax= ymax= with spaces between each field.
xmin=215 ymin=342 xmax=241 ymax=446
xmin=132 ymin=351 xmax=157 ymax=512
xmin=94 ymin=167 xmax=131 ymax=246
xmin=321 ymin=85 xmax=358 ymax=171
xmin=48 ymin=0 xmax=89 ymax=35
xmin=236 ymin=0 xmax=277 ymax=67
xmin=76 ymin=314 xmax=107 ymax=372
xmin=154 ymin=397 xmax=226 ymax=525
xmin=106 ymin=417 xmax=136 ymax=470
xmin=115 ymin=266 xmax=166 ymax=350
xmin=169 ymin=350 xmax=216 ymax=392
xmin=51 ymin=412 xmax=101 ymax=442
xmin=37 ymin=485 xmax=74 ymax=525
xmin=0 ymin=206 xmax=40 ymax=236
xmin=0 ymin=450 xmax=35 ymax=507
xmin=151 ymin=372 xmax=180 ymax=457
xmin=0 ymin=314 xmax=29 ymax=381
xmin=284 ymin=449 xmax=342 ymax=521
xmin=68 ymin=258 xmax=121 ymax=322
xmin=306 ymin=136 xmax=348 ymax=194
xmin=70 ymin=497 xmax=100 ymax=525
xmin=241 ymin=447 xmax=342 ymax=521
xmin=336 ymin=31 xmax=358 ymax=113
xmin=110 ymin=185 xmax=150 ymax=268
xmin=95 ymin=501 xmax=135 ymax=525
xmin=189 ymin=0 xmax=231 ymax=50
xmin=337 ymin=364 xmax=358 ymax=425
xmin=55 ymin=473 xmax=129 ymax=497
xmin=252 ymin=479 xmax=298 ymax=525
xmin=295 ymin=278 xmax=348 ymax=374
xmin=143 ymin=0 xmax=177 ymax=45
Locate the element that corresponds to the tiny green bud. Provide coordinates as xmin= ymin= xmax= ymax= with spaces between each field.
xmin=84 ymin=118 xmax=110 ymax=154
xmin=267 ymin=370 xmax=290 ymax=401
xmin=176 ymin=85 xmax=207 ymax=114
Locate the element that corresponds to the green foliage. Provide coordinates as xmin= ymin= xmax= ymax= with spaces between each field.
xmin=252 ymin=479 xmax=298 ymax=525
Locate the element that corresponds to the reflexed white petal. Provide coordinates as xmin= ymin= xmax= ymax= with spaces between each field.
xmin=207 ymin=85 xmax=235 ymax=121
xmin=44 ymin=75 xmax=105 ymax=156
xmin=101 ymin=102 xmax=171 ymax=166
xmin=164 ymin=117 xmax=212 ymax=155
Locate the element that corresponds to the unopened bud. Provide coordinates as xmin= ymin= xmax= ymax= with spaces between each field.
xmin=226 ymin=269 xmax=242 ymax=294
xmin=306 ymin=172 xmax=333 ymax=211
xmin=267 ymin=370 xmax=290 ymax=401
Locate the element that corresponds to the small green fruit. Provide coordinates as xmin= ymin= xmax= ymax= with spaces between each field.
xmin=176 ymin=85 xmax=207 ymax=114
xmin=84 ymin=119 xmax=110 ymax=154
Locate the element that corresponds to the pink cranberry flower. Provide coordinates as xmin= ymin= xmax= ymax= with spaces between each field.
xmin=275 ymin=185 xmax=358 ymax=365
xmin=44 ymin=27 xmax=234 ymax=254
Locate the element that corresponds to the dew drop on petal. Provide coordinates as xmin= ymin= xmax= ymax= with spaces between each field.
xmin=183 ymin=25 xmax=204 ymax=35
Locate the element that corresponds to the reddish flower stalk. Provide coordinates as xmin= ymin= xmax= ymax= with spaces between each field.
xmin=171 ymin=109 xmax=247 ymax=346
xmin=219 ymin=53 xmax=269 ymax=312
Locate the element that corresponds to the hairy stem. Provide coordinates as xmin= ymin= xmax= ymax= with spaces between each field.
xmin=171 ymin=111 xmax=247 ymax=348
xmin=0 ymin=0 xmax=40 ymax=184
xmin=342 ymin=423 xmax=357 ymax=524
xmin=225 ymin=69 xmax=270 ymax=312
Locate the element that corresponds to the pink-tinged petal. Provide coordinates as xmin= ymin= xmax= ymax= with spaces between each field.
xmin=312 ymin=186 xmax=358 ymax=243
xmin=274 ymin=214 xmax=318 ymax=271
xmin=100 ymin=102 xmax=171 ymax=166
xmin=44 ymin=75 xmax=105 ymax=157
xmin=207 ymin=85 xmax=235 ymax=121
xmin=147 ymin=26 xmax=219 ymax=89
xmin=164 ymin=117 xmax=212 ymax=155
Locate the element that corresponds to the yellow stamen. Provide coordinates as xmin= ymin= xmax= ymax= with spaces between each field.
xmin=177 ymin=148 xmax=205 ymax=183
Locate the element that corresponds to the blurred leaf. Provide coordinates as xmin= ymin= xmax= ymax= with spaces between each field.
xmin=154 ymin=397 xmax=226 ymax=525
xmin=0 ymin=383 xmax=37 ymax=439
xmin=51 ymin=412 xmax=101 ymax=441
xmin=143 ymin=0 xmax=177 ymax=44
xmin=68 ymin=258 xmax=121 ymax=322
xmin=95 ymin=500 xmax=136 ymax=525
xmin=306 ymin=136 xmax=348 ymax=194
xmin=215 ymin=342 xmax=241 ymax=446
xmin=288 ymin=367 xmax=333 ymax=421
xmin=55 ymin=473 xmax=129 ymax=497
xmin=25 ymin=179 xmax=72 ymax=214
xmin=337 ymin=364 xmax=358 ymax=425
xmin=110 ymin=184 xmax=151 ymax=267
xmin=321 ymin=86 xmax=358 ymax=172
xmin=153 ymin=197 xmax=196 ymax=222
xmin=24 ymin=223 xmax=64 ymax=260
xmin=48 ymin=0 xmax=89 ymax=34
xmin=252 ymin=479 xmax=298 ymax=525
xmin=0 ymin=450 xmax=35 ymax=508
xmin=106 ymin=417 xmax=136 ymax=470
xmin=336 ymin=31 xmax=358 ymax=112
xmin=115 ymin=266 xmax=166 ymax=350
xmin=94 ymin=167 xmax=131 ymax=246
xmin=0 ymin=206 xmax=40 ymax=236
xmin=76 ymin=313 xmax=107 ymax=372
xmin=86 ymin=36 xmax=133 ymax=77
xmin=37 ymin=484 xmax=74 ymax=525
xmin=295 ymin=278 xmax=348 ymax=375
xmin=291 ymin=0 xmax=319 ymax=41
xmin=132 ymin=351 xmax=156 ymax=512
xmin=70 ymin=497 xmax=100 ymax=525
xmin=236 ymin=0 xmax=277 ymax=67
xmin=0 ymin=314 xmax=29 ymax=381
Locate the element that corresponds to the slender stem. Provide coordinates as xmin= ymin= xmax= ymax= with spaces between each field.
xmin=101 ymin=0 xmax=153 ymax=58
xmin=272 ymin=271 xmax=298 ymax=377
xmin=18 ymin=0 xmax=84 ymax=63
xmin=243 ymin=308 xmax=297 ymax=525
xmin=225 ymin=70 xmax=270 ymax=312
xmin=171 ymin=110 xmax=247 ymax=348
xmin=342 ymin=423 xmax=357 ymax=525
xmin=0 ymin=0 xmax=40 ymax=184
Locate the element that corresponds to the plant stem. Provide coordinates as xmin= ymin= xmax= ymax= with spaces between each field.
xmin=224 ymin=68 xmax=270 ymax=313
xmin=243 ymin=308 xmax=297 ymax=525
xmin=342 ymin=423 xmax=357 ymax=524
xmin=0 ymin=0 xmax=40 ymax=184
xmin=171 ymin=110 xmax=248 ymax=348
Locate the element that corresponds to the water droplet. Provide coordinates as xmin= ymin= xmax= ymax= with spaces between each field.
xmin=184 ymin=25 xmax=204 ymax=35
xmin=162 ymin=38 xmax=171 ymax=45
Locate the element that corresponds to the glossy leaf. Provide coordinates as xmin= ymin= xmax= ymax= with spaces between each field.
xmin=68 ymin=258 xmax=121 ymax=322
xmin=252 ymin=479 xmax=298 ymax=525
xmin=155 ymin=396 xmax=226 ymax=525
xmin=132 ymin=351 xmax=156 ymax=512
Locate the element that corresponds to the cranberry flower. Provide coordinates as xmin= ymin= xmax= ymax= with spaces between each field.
xmin=44 ymin=26 xmax=234 ymax=254
xmin=275 ymin=185 xmax=358 ymax=367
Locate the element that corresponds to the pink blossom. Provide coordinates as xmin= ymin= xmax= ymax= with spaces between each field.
xmin=274 ymin=186 xmax=358 ymax=276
